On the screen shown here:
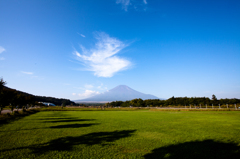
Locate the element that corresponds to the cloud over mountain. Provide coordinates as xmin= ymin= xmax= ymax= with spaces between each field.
xmin=76 ymin=90 xmax=100 ymax=99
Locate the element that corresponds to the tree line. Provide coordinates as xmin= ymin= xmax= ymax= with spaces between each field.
xmin=107 ymin=95 xmax=240 ymax=107
xmin=0 ymin=78 xmax=77 ymax=112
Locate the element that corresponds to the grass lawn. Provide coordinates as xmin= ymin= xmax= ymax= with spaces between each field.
xmin=0 ymin=110 xmax=240 ymax=158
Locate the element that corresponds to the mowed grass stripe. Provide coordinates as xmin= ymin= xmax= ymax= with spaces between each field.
xmin=0 ymin=111 xmax=239 ymax=158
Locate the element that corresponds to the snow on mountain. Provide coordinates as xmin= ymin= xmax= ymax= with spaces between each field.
xmin=75 ymin=85 xmax=160 ymax=103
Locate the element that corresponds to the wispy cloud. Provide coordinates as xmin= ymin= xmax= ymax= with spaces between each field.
xmin=97 ymin=83 xmax=103 ymax=89
xmin=74 ymin=84 xmax=94 ymax=90
xmin=74 ymin=32 xmax=131 ymax=77
xmin=77 ymin=32 xmax=86 ymax=37
xmin=21 ymin=71 xmax=33 ymax=75
xmin=77 ymin=90 xmax=100 ymax=99
xmin=0 ymin=46 xmax=6 ymax=60
xmin=0 ymin=46 xmax=5 ymax=54
xmin=97 ymin=83 xmax=108 ymax=90
xmin=116 ymin=0 xmax=147 ymax=11
xmin=84 ymin=84 xmax=94 ymax=89
xmin=116 ymin=0 xmax=131 ymax=11
xmin=20 ymin=71 xmax=44 ymax=80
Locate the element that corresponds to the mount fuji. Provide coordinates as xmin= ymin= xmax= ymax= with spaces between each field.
xmin=74 ymin=85 xmax=160 ymax=103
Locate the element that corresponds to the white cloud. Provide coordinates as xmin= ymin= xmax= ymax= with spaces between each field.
xmin=20 ymin=71 xmax=44 ymax=80
xmin=116 ymin=0 xmax=147 ymax=11
xmin=84 ymin=84 xmax=94 ymax=89
xmin=116 ymin=0 xmax=130 ymax=11
xmin=72 ymin=93 xmax=76 ymax=96
xmin=21 ymin=71 xmax=33 ymax=75
xmin=74 ymin=32 xmax=131 ymax=77
xmin=0 ymin=57 xmax=5 ymax=60
xmin=0 ymin=46 xmax=5 ymax=54
xmin=97 ymin=83 xmax=103 ymax=89
xmin=97 ymin=83 xmax=108 ymax=90
xmin=78 ymin=32 xmax=86 ymax=37
xmin=77 ymin=90 xmax=100 ymax=99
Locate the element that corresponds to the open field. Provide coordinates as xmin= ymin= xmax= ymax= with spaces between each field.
xmin=0 ymin=110 xmax=240 ymax=158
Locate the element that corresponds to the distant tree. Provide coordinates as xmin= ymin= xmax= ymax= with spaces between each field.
xmin=0 ymin=78 xmax=6 ymax=95
xmin=212 ymin=94 xmax=217 ymax=106
xmin=110 ymin=101 xmax=116 ymax=107
xmin=25 ymin=96 xmax=35 ymax=107
xmin=3 ymin=89 xmax=18 ymax=113
xmin=212 ymin=94 xmax=217 ymax=101
xmin=137 ymin=98 xmax=144 ymax=107
xmin=115 ymin=101 xmax=123 ymax=106
xmin=121 ymin=101 xmax=130 ymax=107
xmin=61 ymin=101 xmax=66 ymax=109
xmin=0 ymin=78 xmax=7 ymax=114
xmin=0 ymin=78 xmax=6 ymax=90
xmin=130 ymin=99 xmax=139 ymax=107
xmin=105 ymin=102 xmax=110 ymax=108
xmin=145 ymin=100 xmax=153 ymax=107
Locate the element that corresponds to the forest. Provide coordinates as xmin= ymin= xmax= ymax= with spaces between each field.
xmin=107 ymin=96 xmax=240 ymax=107
xmin=0 ymin=78 xmax=76 ymax=109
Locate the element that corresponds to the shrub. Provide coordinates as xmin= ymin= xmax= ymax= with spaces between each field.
xmin=13 ymin=111 xmax=19 ymax=115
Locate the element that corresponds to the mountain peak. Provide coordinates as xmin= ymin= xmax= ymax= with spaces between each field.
xmin=111 ymin=85 xmax=132 ymax=91
xmin=116 ymin=85 xmax=129 ymax=87
xmin=75 ymin=85 xmax=161 ymax=103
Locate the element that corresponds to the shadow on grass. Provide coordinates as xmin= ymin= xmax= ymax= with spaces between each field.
xmin=39 ymin=117 xmax=79 ymax=120
xmin=32 ymin=130 xmax=136 ymax=153
xmin=43 ymin=119 xmax=95 ymax=123
xmin=0 ymin=123 xmax=99 ymax=132
xmin=0 ymin=130 xmax=136 ymax=154
xmin=49 ymin=123 xmax=99 ymax=129
xmin=144 ymin=140 xmax=240 ymax=159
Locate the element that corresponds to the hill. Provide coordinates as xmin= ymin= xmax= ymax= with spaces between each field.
xmin=2 ymin=86 xmax=76 ymax=106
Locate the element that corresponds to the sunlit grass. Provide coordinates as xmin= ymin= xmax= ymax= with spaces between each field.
xmin=0 ymin=111 xmax=239 ymax=158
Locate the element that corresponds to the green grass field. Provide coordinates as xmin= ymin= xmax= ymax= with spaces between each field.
xmin=0 ymin=110 xmax=240 ymax=158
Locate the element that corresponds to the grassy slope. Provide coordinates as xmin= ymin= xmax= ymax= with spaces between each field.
xmin=0 ymin=111 xmax=240 ymax=158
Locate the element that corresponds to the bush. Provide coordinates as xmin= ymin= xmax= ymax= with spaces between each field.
xmin=13 ymin=111 xmax=19 ymax=115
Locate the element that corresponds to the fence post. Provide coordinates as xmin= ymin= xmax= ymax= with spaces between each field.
xmin=206 ymin=104 xmax=207 ymax=109
xmin=235 ymin=104 xmax=237 ymax=110
xmin=212 ymin=104 xmax=213 ymax=109
xmin=227 ymin=104 xmax=228 ymax=109
xmin=200 ymin=104 xmax=201 ymax=109
xmin=219 ymin=104 xmax=220 ymax=109
xmin=190 ymin=104 xmax=191 ymax=109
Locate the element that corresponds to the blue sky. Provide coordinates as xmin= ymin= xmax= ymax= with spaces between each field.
xmin=0 ymin=0 xmax=240 ymax=100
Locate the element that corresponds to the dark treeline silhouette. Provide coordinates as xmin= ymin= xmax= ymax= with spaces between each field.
xmin=0 ymin=78 xmax=76 ymax=111
xmin=34 ymin=96 xmax=75 ymax=106
xmin=108 ymin=96 xmax=240 ymax=107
